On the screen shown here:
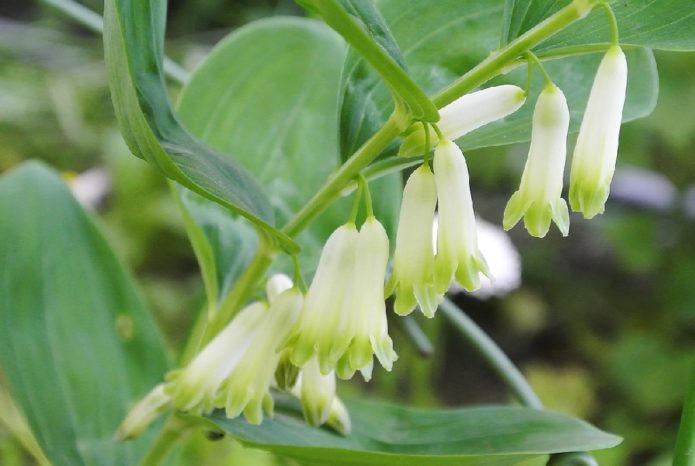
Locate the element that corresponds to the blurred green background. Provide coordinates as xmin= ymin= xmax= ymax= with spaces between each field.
xmin=1 ymin=1 xmax=694 ymax=465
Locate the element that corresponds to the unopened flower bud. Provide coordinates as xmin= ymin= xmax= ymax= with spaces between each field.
xmin=569 ymin=45 xmax=628 ymax=219
xmin=399 ymin=85 xmax=526 ymax=157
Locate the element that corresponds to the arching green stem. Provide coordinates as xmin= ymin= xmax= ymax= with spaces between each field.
xmin=599 ymin=2 xmax=620 ymax=46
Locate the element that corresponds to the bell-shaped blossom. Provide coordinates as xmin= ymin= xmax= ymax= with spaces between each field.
xmin=284 ymin=224 xmax=359 ymax=371
xmin=387 ymin=165 xmax=441 ymax=317
xmin=165 ymin=278 xmax=302 ymax=424
xmin=297 ymin=356 xmax=336 ymax=426
xmin=400 ymin=85 xmax=526 ymax=157
xmin=337 ymin=217 xmax=397 ymax=380
xmin=291 ymin=356 xmax=352 ymax=435
xmin=217 ymin=284 xmax=303 ymax=424
xmin=285 ymin=218 xmax=396 ymax=380
xmin=570 ymin=45 xmax=628 ymax=218
xmin=115 ymin=384 xmax=171 ymax=440
xmin=503 ymin=84 xmax=570 ymax=238
xmin=433 ymin=139 xmax=490 ymax=293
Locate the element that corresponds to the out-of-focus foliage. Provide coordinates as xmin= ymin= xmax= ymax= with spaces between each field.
xmin=1 ymin=1 xmax=694 ymax=465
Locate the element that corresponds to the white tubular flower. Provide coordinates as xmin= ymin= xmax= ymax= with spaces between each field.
xmin=285 ymin=218 xmax=396 ymax=380
xmin=335 ymin=217 xmax=397 ymax=381
xmin=218 ymin=287 xmax=303 ymax=424
xmin=400 ymin=85 xmax=526 ymax=157
xmin=325 ymin=396 xmax=352 ymax=436
xmin=267 ymin=274 xmax=301 ymax=391
xmin=284 ymin=224 xmax=359 ymax=372
xmin=297 ymin=357 xmax=336 ymax=426
xmin=570 ymin=45 xmax=628 ymax=218
xmin=166 ymin=281 xmax=302 ymax=424
xmin=503 ymin=84 xmax=571 ymax=238
xmin=433 ymin=139 xmax=490 ymax=293
xmin=115 ymin=384 xmax=171 ymax=441
xmin=291 ymin=357 xmax=352 ymax=435
xmin=165 ymin=302 xmax=266 ymax=415
xmin=387 ymin=165 xmax=441 ymax=317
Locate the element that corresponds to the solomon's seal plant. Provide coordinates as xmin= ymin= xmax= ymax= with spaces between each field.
xmin=3 ymin=0 xmax=695 ymax=466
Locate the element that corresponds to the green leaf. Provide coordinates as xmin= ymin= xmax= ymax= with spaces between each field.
xmin=300 ymin=0 xmax=438 ymax=121
xmin=174 ymin=17 xmax=359 ymax=292
xmin=339 ymin=0 xmax=658 ymax=156
xmin=338 ymin=0 xmax=408 ymax=69
xmin=506 ymin=0 xmax=695 ymax=51
xmin=0 ymin=162 xmax=169 ymax=466
xmin=502 ymin=0 xmax=564 ymax=46
xmin=102 ymin=0 xmax=297 ymax=253
xmin=210 ymin=396 xmax=621 ymax=465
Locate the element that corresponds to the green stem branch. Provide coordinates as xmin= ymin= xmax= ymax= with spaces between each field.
xmin=400 ymin=316 xmax=434 ymax=357
xmin=202 ymin=238 xmax=276 ymax=343
xmin=138 ymin=416 xmax=189 ymax=466
xmin=599 ymin=2 xmax=620 ymax=46
xmin=433 ymin=0 xmax=598 ymax=107
xmin=282 ymin=111 xmax=407 ymax=236
xmin=439 ymin=298 xmax=542 ymax=408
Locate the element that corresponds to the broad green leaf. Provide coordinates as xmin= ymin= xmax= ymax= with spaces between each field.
xmin=210 ymin=396 xmax=621 ymax=466
xmin=502 ymin=0 xmax=561 ymax=46
xmin=0 ymin=162 xmax=169 ymax=466
xmin=340 ymin=0 xmax=658 ymax=157
xmin=102 ymin=0 xmax=297 ymax=253
xmin=506 ymin=0 xmax=695 ymax=51
xmin=175 ymin=17 xmax=401 ymax=296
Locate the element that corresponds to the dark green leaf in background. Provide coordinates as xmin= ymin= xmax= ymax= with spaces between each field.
xmin=0 ymin=162 xmax=169 ymax=466
xmin=506 ymin=0 xmax=695 ymax=51
xmin=211 ymin=396 xmax=621 ymax=466
xmin=338 ymin=0 xmax=408 ymax=69
xmin=102 ymin=0 xmax=297 ymax=252
xmin=502 ymin=0 xmax=569 ymax=46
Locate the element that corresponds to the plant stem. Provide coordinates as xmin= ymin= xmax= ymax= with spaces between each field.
xmin=433 ymin=0 xmax=598 ymax=107
xmin=138 ymin=416 xmax=189 ymax=466
xmin=40 ymin=0 xmax=189 ymax=85
xmin=439 ymin=298 xmax=542 ymax=408
xmin=400 ymin=317 xmax=434 ymax=357
xmin=440 ymin=299 xmax=600 ymax=466
xmin=202 ymin=239 xmax=276 ymax=343
xmin=282 ymin=111 xmax=408 ymax=236
xmin=673 ymin=363 xmax=695 ymax=466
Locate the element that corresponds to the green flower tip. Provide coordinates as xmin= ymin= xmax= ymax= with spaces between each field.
xmin=504 ymin=193 xmax=569 ymax=238
xmin=569 ymin=180 xmax=609 ymax=219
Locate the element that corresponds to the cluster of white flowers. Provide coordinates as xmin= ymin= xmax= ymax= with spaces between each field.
xmin=505 ymin=46 xmax=628 ymax=235
xmin=117 ymin=274 xmax=350 ymax=439
xmin=117 ymin=44 xmax=627 ymax=441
